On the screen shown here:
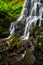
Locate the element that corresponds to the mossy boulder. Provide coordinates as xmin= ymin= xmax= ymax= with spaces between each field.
xmin=30 ymin=26 xmax=43 ymax=65
xmin=24 ymin=51 xmax=36 ymax=65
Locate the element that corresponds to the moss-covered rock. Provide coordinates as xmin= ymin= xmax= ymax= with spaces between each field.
xmin=24 ymin=51 xmax=36 ymax=65
xmin=30 ymin=26 xmax=43 ymax=65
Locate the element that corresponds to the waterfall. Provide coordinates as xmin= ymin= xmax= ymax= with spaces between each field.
xmin=8 ymin=0 xmax=43 ymax=40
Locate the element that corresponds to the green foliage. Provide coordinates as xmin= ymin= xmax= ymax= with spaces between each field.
xmin=0 ymin=0 xmax=24 ymax=17
xmin=24 ymin=51 xmax=33 ymax=65
xmin=0 ymin=0 xmax=24 ymax=38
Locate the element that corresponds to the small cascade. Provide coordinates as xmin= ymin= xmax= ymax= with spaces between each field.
xmin=20 ymin=0 xmax=43 ymax=40
xmin=8 ymin=0 xmax=43 ymax=40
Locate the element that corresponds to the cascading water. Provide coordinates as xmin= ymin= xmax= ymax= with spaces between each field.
xmin=8 ymin=0 xmax=43 ymax=40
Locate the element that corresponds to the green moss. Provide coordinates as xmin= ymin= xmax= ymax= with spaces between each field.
xmin=34 ymin=31 xmax=39 ymax=36
xmin=17 ymin=47 xmax=25 ymax=54
xmin=34 ymin=35 xmax=40 ymax=47
xmin=30 ymin=26 xmax=43 ymax=65
xmin=8 ymin=34 xmax=21 ymax=48
xmin=24 ymin=51 xmax=33 ymax=65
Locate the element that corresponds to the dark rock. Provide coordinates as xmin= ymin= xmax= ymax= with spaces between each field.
xmin=0 ymin=55 xmax=3 ymax=62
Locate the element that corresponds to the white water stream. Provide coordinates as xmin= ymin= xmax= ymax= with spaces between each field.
xmin=5 ymin=0 xmax=43 ymax=59
xmin=7 ymin=0 xmax=43 ymax=40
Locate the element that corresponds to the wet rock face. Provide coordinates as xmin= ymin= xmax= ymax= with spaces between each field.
xmin=14 ymin=0 xmax=31 ymax=36
xmin=41 ymin=20 xmax=43 ymax=26
xmin=15 ymin=19 xmax=26 ymax=36
xmin=40 ymin=0 xmax=43 ymax=4
xmin=25 ymin=0 xmax=31 ymax=16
